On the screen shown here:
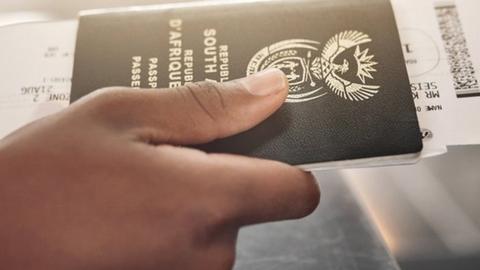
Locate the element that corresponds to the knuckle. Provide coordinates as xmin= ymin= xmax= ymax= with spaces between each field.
xmin=175 ymin=81 xmax=231 ymax=138
xmin=188 ymin=81 xmax=229 ymax=118
xmin=196 ymin=80 xmax=226 ymax=95
xmin=85 ymin=87 xmax=129 ymax=112
xmin=88 ymin=87 xmax=120 ymax=101
xmin=67 ymin=87 xmax=132 ymax=123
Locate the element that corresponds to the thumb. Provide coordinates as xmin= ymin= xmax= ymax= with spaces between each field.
xmin=77 ymin=68 xmax=289 ymax=145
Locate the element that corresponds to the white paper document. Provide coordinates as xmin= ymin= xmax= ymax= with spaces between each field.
xmin=392 ymin=0 xmax=480 ymax=156
xmin=0 ymin=0 xmax=479 ymax=161
xmin=0 ymin=21 xmax=76 ymax=138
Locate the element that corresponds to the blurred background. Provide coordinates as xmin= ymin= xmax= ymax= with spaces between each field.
xmin=0 ymin=0 xmax=189 ymax=26
xmin=1 ymin=1 xmax=479 ymax=269
xmin=343 ymin=146 xmax=480 ymax=270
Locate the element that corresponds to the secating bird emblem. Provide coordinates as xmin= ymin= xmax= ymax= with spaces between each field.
xmin=246 ymin=30 xmax=380 ymax=103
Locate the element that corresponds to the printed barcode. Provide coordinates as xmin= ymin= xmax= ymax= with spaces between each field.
xmin=435 ymin=2 xmax=480 ymax=98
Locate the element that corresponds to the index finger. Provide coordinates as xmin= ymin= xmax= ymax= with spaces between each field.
xmin=153 ymin=145 xmax=320 ymax=226
xmin=209 ymin=153 xmax=320 ymax=226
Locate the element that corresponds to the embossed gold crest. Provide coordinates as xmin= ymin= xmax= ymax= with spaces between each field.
xmin=247 ymin=31 xmax=380 ymax=103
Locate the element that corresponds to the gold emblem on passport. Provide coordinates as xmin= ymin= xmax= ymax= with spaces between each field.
xmin=247 ymin=30 xmax=380 ymax=103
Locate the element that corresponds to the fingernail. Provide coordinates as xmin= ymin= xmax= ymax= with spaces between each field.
xmin=239 ymin=68 xmax=288 ymax=96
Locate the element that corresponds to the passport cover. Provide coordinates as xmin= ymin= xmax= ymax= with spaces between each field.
xmin=71 ymin=0 xmax=423 ymax=167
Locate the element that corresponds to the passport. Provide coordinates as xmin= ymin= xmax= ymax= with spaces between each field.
xmin=70 ymin=0 xmax=423 ymax=170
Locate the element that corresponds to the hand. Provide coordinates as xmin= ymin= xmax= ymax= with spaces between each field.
xmin=0 ymin=69 xmax=320 ymax=270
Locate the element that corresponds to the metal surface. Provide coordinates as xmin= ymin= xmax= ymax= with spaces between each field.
xmin=235 ymin=174 xmax=399 ymax=270
xmin=344 ymin=145 xmax=480 ymax=270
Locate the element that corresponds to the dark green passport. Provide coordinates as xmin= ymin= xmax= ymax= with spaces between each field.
xmin=71 ymin=0 xmax=422 ymax=170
